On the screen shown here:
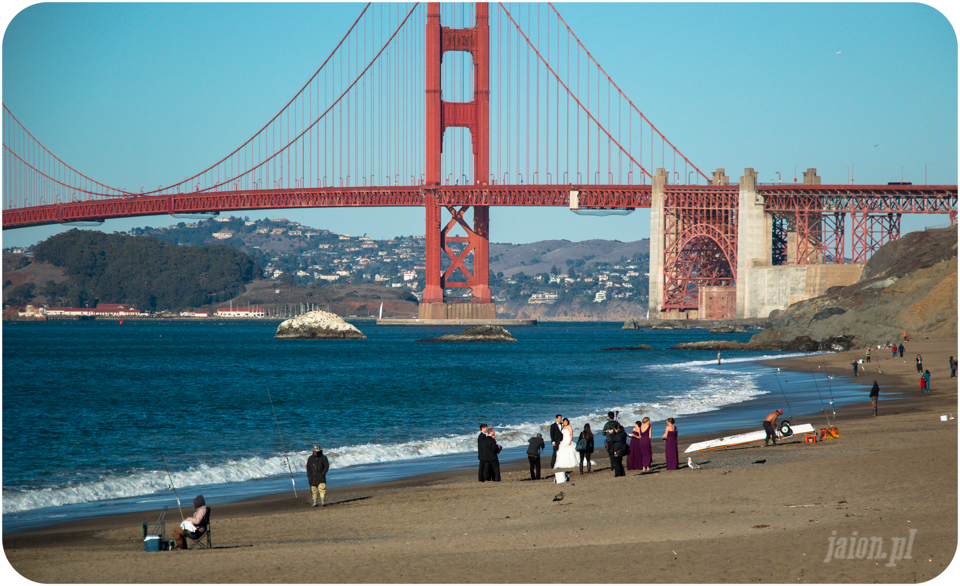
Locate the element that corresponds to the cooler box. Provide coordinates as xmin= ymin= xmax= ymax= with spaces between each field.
xmin=143 ymin=535 xmax=161 ymax=552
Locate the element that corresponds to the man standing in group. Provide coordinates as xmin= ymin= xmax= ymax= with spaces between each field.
xmin=549 ymin=415 xmax=563 ymax=469
xmin=609 ymin=423 xmax=627 ymax=477
xmin=602 ymin=411 xmax=618 ymax=470
xmin=477 ymin=424 xmax=488 ymax=482
xmin=306 ymin=445 xmax=329 ymax=507
xmin=479 ymin=428 xmax=501 ymax=481
xmin=763 ymin=409 xmax=783 ymax=446
xmin=527 ymin=433 xmax=545 ymax=480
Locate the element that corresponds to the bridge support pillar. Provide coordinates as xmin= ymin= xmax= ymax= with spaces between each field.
xmin=735 ymin=168 xmax=769 ymax=319
xmin=647 ymin=168 xmax=669 ymax=319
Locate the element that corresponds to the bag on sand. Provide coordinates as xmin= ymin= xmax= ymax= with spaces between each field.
xmin=819 ymin=428 xmax=840 ymax=441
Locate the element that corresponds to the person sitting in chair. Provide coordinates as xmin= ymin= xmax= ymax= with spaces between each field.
xmin=173 ymin=495 xmax=208 ymax=550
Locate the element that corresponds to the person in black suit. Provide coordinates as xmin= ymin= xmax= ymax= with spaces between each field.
xmin=477 ymin=423 xmax=488 ymax=482
xmin=609 ymin=423 xmax=628 ymax=477
xmin=527 ymin=433 xmax=545 ymax=479
xmin=479 ymin=429 xmax=501 ymax=481
xmin=549 ymin=414 xmax=563 ymax=468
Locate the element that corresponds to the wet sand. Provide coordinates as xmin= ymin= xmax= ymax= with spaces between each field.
xmin=3 ymin=339 xmax=957 ymax=583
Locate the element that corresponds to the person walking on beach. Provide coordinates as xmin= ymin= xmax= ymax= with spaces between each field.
xmin=576 ymin=424 xmax=594 ymax=475
xmin=852 ymin=360 xmax=859 ymax=377
xmin=865 ymin=347 xmax=871 ymax=362
xmin=527 ymin=433 xmax=545 ymax=480
xmin=891 ymin=344 xmax=898 ymax=359
xmin=306 ymin=446 xmax=329 ymax=507
xmin=916 ymin=354 xmax=923 ymax=374
xmin=662 ymin=418 xmax=679 ymax=470
xmin=602 ymin=411 xmax=618 ymax=471
xmin=477 ymin=424 xmax=489 ymax=482
xmin=763 ymin=409 xmax=783 ymax=446
xmin=869 ymin=381 xmax=880 ymax=416
xmin=950 ymin=356 xmax=957 ymax=378
xmin=549 ymin=415 xmax=563 ymax=469
xmin=899 ymin=343 xmax=905 ymax=358
xmin=609 ymin=423 xmax=627 ymax=477
xmin=923 ymin=369 xmax=931 ymax=392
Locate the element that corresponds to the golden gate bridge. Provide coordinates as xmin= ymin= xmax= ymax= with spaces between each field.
xmin=3 ymin=3 xmax=956 ymax=320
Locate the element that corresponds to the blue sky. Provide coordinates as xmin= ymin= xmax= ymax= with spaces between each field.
xmin=2 ymin=2 xmax=957 ymax=249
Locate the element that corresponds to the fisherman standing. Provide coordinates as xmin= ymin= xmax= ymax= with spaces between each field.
xmin=763 ymin=409 xmax=783 ymax=446
xmin=306 ymin=445 xmax=329 ymax=507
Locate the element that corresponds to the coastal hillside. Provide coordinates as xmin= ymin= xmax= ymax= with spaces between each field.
xmin=750 ymin=226 xmax=958 ymax=347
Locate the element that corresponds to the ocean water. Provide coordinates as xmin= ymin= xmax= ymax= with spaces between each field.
xmin=1 ymin=320 xmax=867 ymax=533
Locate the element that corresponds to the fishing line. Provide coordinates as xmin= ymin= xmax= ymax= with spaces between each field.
xmin=771 ymin=367 xmax=796 ymax=421
xmin=801 ymin=352 xmax=834 ymax=423
xmin=140 ymin=413 xmax=185 ymax=520
xmin=266 ymin=387 xmax=299 ymax=498
xmin=818 ymin=354 xmax=838 ymax=420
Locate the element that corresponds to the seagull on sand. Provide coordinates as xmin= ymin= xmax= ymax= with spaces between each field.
xmin=687 ymin=457 xmax=701 ymax=469
xmin=553 ymin=492 xmax=565 ymax=504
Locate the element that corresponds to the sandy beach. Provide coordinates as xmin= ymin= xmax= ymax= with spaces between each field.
xmin=3 ymin=339 xmax=957 ymax=583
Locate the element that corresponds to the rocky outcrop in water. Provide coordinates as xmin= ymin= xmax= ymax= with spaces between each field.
xmin=669 ymin=340 xmax=783 ymax=351
xmin=601 ymin=344 xmax=658 ymax=351
xmin=709 ymin=324 xmax=747 ymax=334
xmin=416 ymin=325 xmax=517 ymax=343
xmin=274 ymin=310 xmax=366 ymax=339
xmin=651 ymin=321 xmax=690 ymax=330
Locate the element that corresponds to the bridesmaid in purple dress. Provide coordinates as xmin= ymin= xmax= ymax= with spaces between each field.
xmin=638 ymin=417 xmax=653 ymax=472
xmin=626 ymin=422 xmax=644 ymax=471
xmin=662 ymin=418 xmax=679 ymax=470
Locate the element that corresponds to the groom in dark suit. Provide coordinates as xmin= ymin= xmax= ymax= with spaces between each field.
xmin=549 ymin=414 xmax=563 ymax=468
xmin=477 ymin=424 xmax=488 ymax=482
xmin=479 ymin=428 xmax=501 ymax=481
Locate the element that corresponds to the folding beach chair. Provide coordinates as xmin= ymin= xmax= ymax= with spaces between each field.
xmin=185 ymin=507 xmax=212 ymax=550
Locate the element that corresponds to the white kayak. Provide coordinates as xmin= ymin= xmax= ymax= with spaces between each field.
xmin=684 ymin=422 xmax=816 ymax=453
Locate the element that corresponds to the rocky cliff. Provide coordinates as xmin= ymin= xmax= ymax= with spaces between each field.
xmin=750 ymin=227 xmax=957 ymax=348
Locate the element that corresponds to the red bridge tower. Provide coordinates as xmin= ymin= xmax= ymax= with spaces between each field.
xmin=420 ymin=2 xmax=495 ymax=320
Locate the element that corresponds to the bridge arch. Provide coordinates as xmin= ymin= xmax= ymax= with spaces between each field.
xmin=661 ymin=223 xmax=737 ymax=313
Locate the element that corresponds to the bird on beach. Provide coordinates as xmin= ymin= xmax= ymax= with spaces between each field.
xmin=687 ymin=457 xmax=701 ymax=469
xmin=553 ymin=492 xmax=565 ymax=504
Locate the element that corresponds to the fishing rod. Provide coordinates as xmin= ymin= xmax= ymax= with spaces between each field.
xmin=158 ymin=454 xmax=185 ymax=521
xmin=140 ymin=413 xmax=185 ymax=520
xmin=266 ymin=387 xmax=299 ymax=498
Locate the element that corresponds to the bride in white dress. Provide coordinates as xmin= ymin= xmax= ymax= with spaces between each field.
xmin=553 ymin=418 xmax=579 ymax=469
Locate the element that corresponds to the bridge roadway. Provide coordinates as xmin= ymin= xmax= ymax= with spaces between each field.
xmin=2 ymin=183 xmax=956 ymax=230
